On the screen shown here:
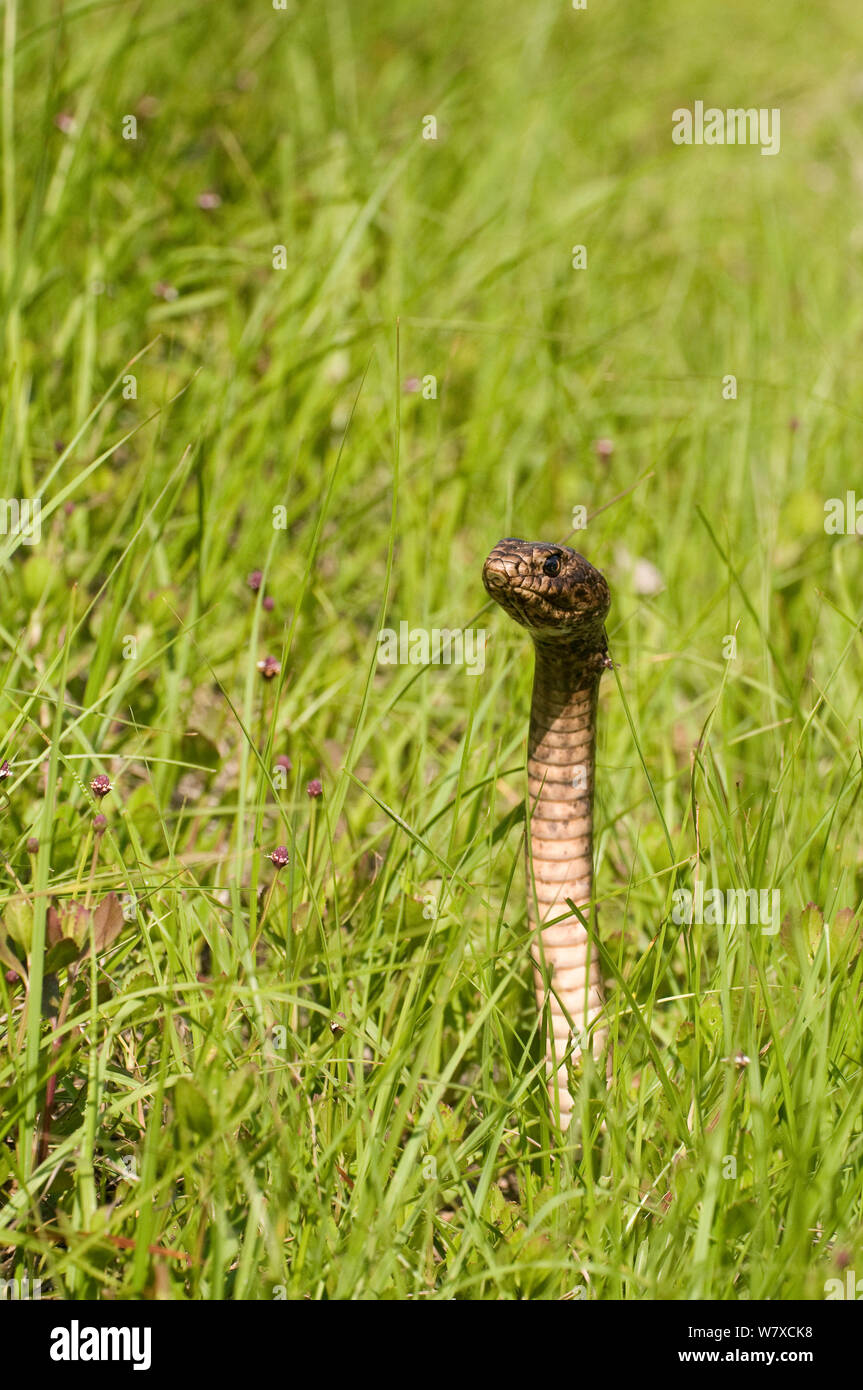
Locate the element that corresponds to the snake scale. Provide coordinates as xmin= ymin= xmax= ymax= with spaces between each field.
xmin=483 ymin=538 xmax=612 ymax=1127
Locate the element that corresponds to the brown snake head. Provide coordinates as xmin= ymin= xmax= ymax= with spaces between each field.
xmin=482 ymin=538 xmax=610 ymax=651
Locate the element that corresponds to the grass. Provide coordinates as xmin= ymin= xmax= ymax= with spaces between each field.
xmin=1 ymin=0 xmax=862 ymax=1300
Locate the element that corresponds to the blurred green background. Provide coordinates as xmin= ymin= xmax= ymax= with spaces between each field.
xmin=1 ymin=0 xmax=861 ymax=1300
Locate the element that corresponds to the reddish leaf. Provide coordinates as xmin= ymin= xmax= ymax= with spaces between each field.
xmin=47 ymin=905 xmax=63 ymax=947
xmin=92 ymin=891 xmax=125 ymax=952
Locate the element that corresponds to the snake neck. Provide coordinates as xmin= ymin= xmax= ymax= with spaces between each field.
xmin=516 ymin=636 xmax=605 ymax=917
xmin=525 ymin=633 xmax=609 ymax=1116
xmin=526 ymin=637 xmax=607 ymax=851
xmin=530 ymin=630 xmax=609 ymax=691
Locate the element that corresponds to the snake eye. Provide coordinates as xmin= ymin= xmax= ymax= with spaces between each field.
xmin=542 ymin=555 xmax=561 ymax=577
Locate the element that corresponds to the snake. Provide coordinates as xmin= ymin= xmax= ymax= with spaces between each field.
xmin=483 ymin=538 xmax=612 ymax=1127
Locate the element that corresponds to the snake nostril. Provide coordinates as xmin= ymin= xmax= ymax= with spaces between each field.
xmin=483 ymin=566 xmax=507 ymax=592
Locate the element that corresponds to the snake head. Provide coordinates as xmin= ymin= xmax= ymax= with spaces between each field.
xmin=482 ymin=538 xmax=610 ymax=646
